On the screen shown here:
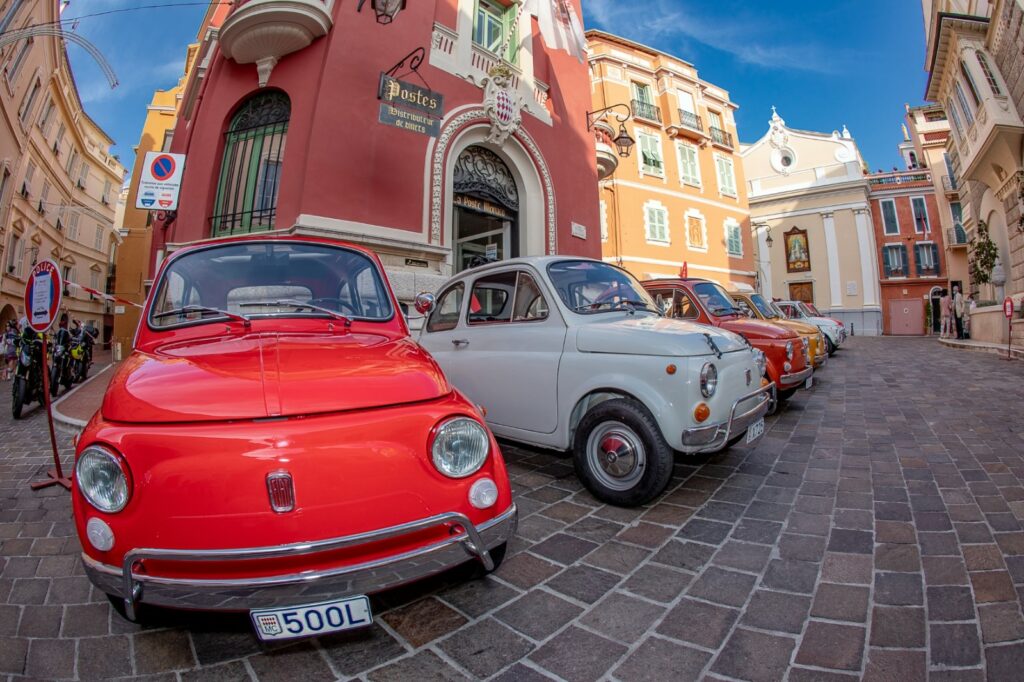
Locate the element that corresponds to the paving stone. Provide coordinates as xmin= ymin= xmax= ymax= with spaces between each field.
xmin=529 ymin=626 xmax=627 ymax=682
xmin=439 ymin=577 xmax=518 ymax=618
xmin=179 ymin=661 xmax=251 ymax=682
xmin=874 ymin=571 xmax=924 ymax=605
xmin=741 ymin=589 xmax=812 ymax=634
xmin=810 ymin=583 xmax=869 ymax=622
xmin=686 ymin=566 xmax=756 ymax=607
xmin=930 ymin=622 xmax=982 ymax=667
xmin=821 ymin=552 xmax=874 ymax=584
xmin=918 ymin=531 xmax=960 ymax=556
xmin=964 ymin=544 xmax=1006 ymax=571
xmin=922 ymin=555 xmax=969 ymax=585
xmin=678 ymin=518 xmax=733 ymax=545
xmin=366 ymin=650 xmax=469 ymax=682
xmin=495 ymin=590 xmax=582 ymax=640
xmin=78 ymin=635 xmax=132 ymax=680
xmin=986 ymin=642 xmax=1024 ymax=682
xmin=712 ymin=540 xmax=772 ymax=573
xmin=711 ymin=628 xmax=796 ymax=682
xmin=795 ymin=621 xmax=866 ymax=671
xmin=133 ymin=630 xmax=197 ymax=674
xmin=779 ymin=533 xmax=827 ymax=562
xmin=874 ymin=543 xmax=921 ymax=572
xmin=827 ymin=528 xmax=874 ymax=554
xmin=580 ymin=592 xmax=664 ymax=644
xmin=582 ymin=541 xmax=649 ymax=576
xmin=971 ymin=570 xmax=1018 ymax=603
xmin=762 ymin=558 xmax=820 ymax=593
xmin=529 ymin=533 xmax=598 ymax=565
xmin=621 ymin=564 xmax=692 ymax=603
xmin=614 ymin=637 xmax=710 ymax=682
xmin=731 ymin=518 xmax=784 ymax=545
xmin=979 ymin=602 xmax=1024 ymax=644
xmin=439 ymin=618 xmax=533 ymax=679
xmin=658 ymin=597 xmax=739 ymax=649
xmin=650 ymin=540 xmax=714 ymax=572
xmin=869 ymin=606 xmax=926 ymax=648
xmin=927 ymin=585 xmax=977 ymax=621
xmin=490 ymin=663 xmax=549 ymax=682
xmin=381 ymin=598 xmax=467 ymax=648
xmin=545 ymin=564 xmax=620 ymax=604
xmin=863 ymin=648 xmax=926 ymax=682
xmin=17 ymin=603 xmax=61 ymax=637
xmin=62 ymin=602 xmax=110 ymax=637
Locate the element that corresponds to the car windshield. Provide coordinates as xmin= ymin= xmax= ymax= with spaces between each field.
xmin=776 ymin=303 xmax=799 ymax=319
xmin=692 ymin=282 xmax=739 ymax=317
xmin=149 ymin=241 xmax=393 ymax=329
xmin=748 ymin=294 xmax=779 ymax=319
xmin=799 ymin=302 xmax=821 ymax=317
xmin=546 ymin=260 xmax=659 ymax=314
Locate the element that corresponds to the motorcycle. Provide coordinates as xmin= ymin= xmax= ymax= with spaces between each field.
xmin=71 ymin=326 xmax=96 ymax=383
xmin=12 ymin=331 xmax=45 ymax=419
xmin=49 ymin=327 xmax=74 ymax=396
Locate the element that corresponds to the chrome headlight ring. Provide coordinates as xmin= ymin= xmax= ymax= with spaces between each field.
xmin=430 ymin=417 xmax=490 ymax=479
xmin=75 ymin=445 xmax=131 ymax=513
xmin=700 ymin=362 xmax=718 ymax=398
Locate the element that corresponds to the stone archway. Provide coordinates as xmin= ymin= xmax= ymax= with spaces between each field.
xmin=0 ymin=304 xmax=16 ymax=328
xmin=980 ymin=187 xmax=1012 ymax=299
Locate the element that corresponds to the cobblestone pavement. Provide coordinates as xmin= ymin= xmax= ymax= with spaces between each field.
xmin=2 ymin=337 xmax=1024 ymax=681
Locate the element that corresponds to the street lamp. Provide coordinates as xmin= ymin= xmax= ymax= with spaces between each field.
xmin=764 ymin=226 xmax=774 ymax=248
xmin=587 ymin=103 xmax=636 ymax=158
xmin=358 ymin=0 xmax=406 ymax=24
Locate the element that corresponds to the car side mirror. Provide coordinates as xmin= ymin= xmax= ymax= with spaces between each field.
xmin=414 ymin=292 xmax=436 ymax=316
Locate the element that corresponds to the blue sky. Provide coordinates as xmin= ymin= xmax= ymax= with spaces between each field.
xmin=62 ymin=0 xmax=929 ymax=176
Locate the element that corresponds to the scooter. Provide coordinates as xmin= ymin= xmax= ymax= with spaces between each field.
xmin=49 ymin=327 xmax=73 ymax=396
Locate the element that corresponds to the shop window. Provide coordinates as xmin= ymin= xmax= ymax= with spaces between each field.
xmin=881 ymin=199 xmax=900 ymax=235
xmin=473 ymin=0 xmax=518 ymax=63
xmin=212 ymin=91 xmax=290 ymax=237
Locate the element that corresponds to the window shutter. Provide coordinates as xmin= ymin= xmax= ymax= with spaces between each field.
xmin=932 ymin=244 xmax=940 ymax=274
xmin=900 ymin=245 xmax=909 ymax=276
xmin=883 ymin=248 xmax=893 ymax=277
xmin=914 ymin=244 xmax=923 ymax=276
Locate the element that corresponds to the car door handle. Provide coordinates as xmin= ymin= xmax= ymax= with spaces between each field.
xmin=452 ymin=339 xmax=470 ymax=348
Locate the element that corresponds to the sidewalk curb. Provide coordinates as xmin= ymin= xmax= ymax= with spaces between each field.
xmin=938 ymin=337 xmax=1024 ymax=360
xmin=51 ymin=362 xmax=114 ymax=435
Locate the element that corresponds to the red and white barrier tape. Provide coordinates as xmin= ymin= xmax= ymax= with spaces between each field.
xmin=64 ymin=282 xmax=144 ymax=309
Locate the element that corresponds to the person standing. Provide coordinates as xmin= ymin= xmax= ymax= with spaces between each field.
xmin=940 ymin=289 xmax=951 ymax=338
xmin=953 ymin=285 xmax=965 ymax=339
xmin=2 ymin=320 xmax=18 ymax=380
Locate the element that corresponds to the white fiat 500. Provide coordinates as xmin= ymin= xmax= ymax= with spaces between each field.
xmin=417 ymin=257 xmax=772 ymax=507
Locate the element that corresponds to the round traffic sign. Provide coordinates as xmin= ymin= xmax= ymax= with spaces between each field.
xmin=23 ymin=260 xmax=63 ymax=333
xmin=151 ymin=154 xmax=176 ymax=182
xmin=1005 ymin=296 xmax=1015 ymax=319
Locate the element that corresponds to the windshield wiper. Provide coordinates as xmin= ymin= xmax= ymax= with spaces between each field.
xmin=573 ymin=299 xmax=657 ymax=314
xmin=152 ymin=305 xmax=251 ymax=328
xmin=238 ymin=300 xmax=352 ymax=326
xmin=708 ymin=305 xmax=736 ymax=316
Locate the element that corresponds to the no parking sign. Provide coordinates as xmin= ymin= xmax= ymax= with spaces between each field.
xmin=136 ymin=151 xmax=185 ymax=211
xmin=23 ymin=259 xmax=62 ymax=332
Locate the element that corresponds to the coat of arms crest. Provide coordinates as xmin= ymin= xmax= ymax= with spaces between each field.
xmin=482 ymin=65 xmax=525 ymax=146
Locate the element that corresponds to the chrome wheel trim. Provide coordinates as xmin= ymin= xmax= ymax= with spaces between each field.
xmin=586 ymin=421 xmax=647 ymax=492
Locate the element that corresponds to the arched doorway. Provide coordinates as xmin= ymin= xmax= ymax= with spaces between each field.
xmin=929 ymin=285 xmax=943 ymax=334
xmin=452 ymin=145 xmax=519 ymax=272
xmin=0 ymin=304 xmax=16 ymax=329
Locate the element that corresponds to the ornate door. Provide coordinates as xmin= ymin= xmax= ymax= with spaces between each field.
xmin=788 ymin=282 xmax=814 ymax=304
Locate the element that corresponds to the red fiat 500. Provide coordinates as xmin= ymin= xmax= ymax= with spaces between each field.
xmin=72 ymin=235 xmax=516 ymax=641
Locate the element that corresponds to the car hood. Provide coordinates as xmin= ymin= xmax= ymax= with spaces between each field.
xmin=771 ymin=319 xmax=821 ymax=337
xmin=805 ymin=316 xmax=840 ymax=329
xmin=718 ymin=318 xmax=798 ymax=340
xmin=102 ymin=332 xmax=450 ymax=423
xmin=575 ymin=314 xmax=749 ymax=357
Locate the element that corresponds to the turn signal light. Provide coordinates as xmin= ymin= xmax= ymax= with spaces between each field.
xmin=761 ymin=377 xmax=770 ymax=388
xmin=666 ymin=364 xmax=677 ymax=375
xmin=694 ymin=403 xmax=711 ymax=423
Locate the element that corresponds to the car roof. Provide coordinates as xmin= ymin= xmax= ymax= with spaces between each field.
xmin=444 ymin=255 xmax=610 ymax=282
xmin=641 ymin=278 xmax=712 ymax=286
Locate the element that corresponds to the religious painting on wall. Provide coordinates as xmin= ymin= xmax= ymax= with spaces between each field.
xmin=784 ymin=226 xmax=811 ymax=273
xmin=686 ymin=215 xmax=706 ymax=250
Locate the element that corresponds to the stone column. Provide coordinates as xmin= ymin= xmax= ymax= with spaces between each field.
xmin=854 ymin=208 xmax=880 ymax=307
xmin=821 ymin=212 xmax=842 ymax=309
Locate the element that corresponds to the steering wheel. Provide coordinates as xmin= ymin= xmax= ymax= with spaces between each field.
xmin=308 ymin=298 xmax=358 ymax=316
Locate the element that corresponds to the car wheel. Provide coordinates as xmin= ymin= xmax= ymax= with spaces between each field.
xmin=825 ymin=336 xmax=836 ymax=356
xmin=573 ymin=398 xmax=674 ymax=507
xmin=777 ymin=387 xmax=798 ymax=401
xmin=49 ymin=365 xmax=60 ymax=397
xmin=12 ymin=376 xmax=25 ymax=419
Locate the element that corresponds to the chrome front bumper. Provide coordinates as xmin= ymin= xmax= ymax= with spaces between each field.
xmin=680 ymin=383 xmax=773 ymax=453
xmin=83 ymin=504 xmax=517 ymax=619
xmin=779 ymin=366 xmax=814 ymax=388
xmin=813 ymin=352 xmax=827 ymax=368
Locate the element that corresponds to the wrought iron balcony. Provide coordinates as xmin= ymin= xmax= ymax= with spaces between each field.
xmin=946 ymin=224 xmax=968 ymax=248
xmin=219 ymin=0 xmax=332 ymax=87
xmin=709 ymin=126 xmax=733 ymax=149
xmin=677 ymin=110 xmax=703 ymax=134
xmin=631 ymin=99 xmax=662 ymax=124
xmin=941 ymin=174 xmax=958 ymax=194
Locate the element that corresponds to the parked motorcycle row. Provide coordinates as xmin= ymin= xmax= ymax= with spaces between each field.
xmin=11 ymin=323 xmax=97 ymax=419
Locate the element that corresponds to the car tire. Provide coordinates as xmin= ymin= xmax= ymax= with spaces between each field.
xmin=573 ymin=398 xmax=674 ymax=507
xmin=11 ymin=376 xmax=25 ymax=419
xmin=49 ymin=365 xmax=60 ymax=397
xmin=777 ymin=387 xmax=798 ymax=401
xmin=825 ymin=336 xmax=836 ymax=356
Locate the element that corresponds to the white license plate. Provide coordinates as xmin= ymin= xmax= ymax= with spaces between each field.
xmin=805 ymin=376 xmax=813 ymax=389
xmin=251 ymin=596 xmax=372 ymax=641
xmin=746 ymin=418 xmax=765 ymax=444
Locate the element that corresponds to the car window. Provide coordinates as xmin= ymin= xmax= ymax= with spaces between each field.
xmin=512 ymin=272 xmax=550 ymax=322
xmin=546 ymin=260 xmax=659 ymax=314
xmin=748 ymin=293 xmax=779 ymax=319
xmin=801 ymin=302 xmax=822 ymax=317
xmin=733 ymin=298 xmax=756 ymax=318
xmin=778 ymin=304 xmax=798 ymax=319
xmin=692 ymin=282 xmax=738 ymax=317
xmin=650 ymin=289 xmax=699 ymax=319
xmin=426 ymin=283 xmax=464 ymax=332
xmin=468 ymin=271 xmax=516 ymax=325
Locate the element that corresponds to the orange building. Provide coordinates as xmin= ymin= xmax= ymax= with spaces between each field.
xmin=587 ymin=31 xmax=755 ymax=290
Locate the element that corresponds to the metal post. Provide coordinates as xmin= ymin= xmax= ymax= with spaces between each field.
xmin=30 ymin=337 xmax=71 ymax=491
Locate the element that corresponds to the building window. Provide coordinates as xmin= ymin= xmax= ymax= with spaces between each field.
xmin=883 ymin=244 xmax=908 ymax=278
xmin=39 ymin=180 xmax=49 ymax=215
xmin=68 ymin=212 xmax=79 ymax=241
xmin=7 ymin=234 xmax=23 ymax=278
xmin=960 ymin=60 xmax=982 ymax=107
xmin=915 ymin=242 xmax=939 ymax=275
xmin=18 ymin=78 xmax=41 ymax=124
xmin=676 ymin=141 xmax=701 ymax=186
xmin=77 ymin=162 xmax=89 ymax=190
xmin=644 ymin=201 xmax=669 ymax=243
xmin=473 ymin=0 xmax=517 ymax=62
xmin=66 ymin=149 xmax=79 ymax=178
xmin=95 ymin=224 xmax=104 ymax=251
xmin=946 ymin=97 xmax=964 ymax=138
xmin=56 ymin=200 xmax=66 ymax=230
xmin=976 ymin=51 xmax=1002 ymax=96
xmin=4 ymin=34 xmax=33 ymax=85
xmin=924 ymin=110 xmax=947 ymax=122
xmin=954 ymin=82 xmax=975 ymax=125
xmin=212 ymin=91 xmax=290 ymax=237
xmin=37 ymin=97 xmax=55 ymax=133
xmin=911 ymin=196 xmax=930 ymax=233
xmin=22 ymin=160 xmax=35 ymax=197
xmin=90 ymin=269 xmax=100 ymax=290
xmin=950 ymin=201 xmax=964 ymax=234
xmin=637 ymin=131 xmax=663 ymax=176
xmin=715 ymin=154 xmax=737 ymax=197
xmin=54 ymin=123 xmax=65 ymax=154
xmin=881 ymin=199 xmax=900 ymax=235
xmin=102 ymin=179 xmax=111 ymax=205
xmin=725 ymin=219 xmax=742 ymax=257
xmin=685 ymin=211 xmax=707 ymax=251
xmin=631 ymin=82 xmax=660 ymax=122
xmin=678 ymin=89 xmax=700 ymax=130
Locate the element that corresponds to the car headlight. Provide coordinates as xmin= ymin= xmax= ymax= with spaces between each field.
xmin=700 ymin=362 xmax=718 ymax=398
xmin=802 ymin=337 xmax=809 ymax=349
xmin=75 ymin=446 xmax=131 ymax=513
xmin=752 ymin=349 xmax=767 ymax=377
xmin=431 ymin=417 xmax=490 ymax=478
xmin=785 ymin=341 xmax=794 ymax=360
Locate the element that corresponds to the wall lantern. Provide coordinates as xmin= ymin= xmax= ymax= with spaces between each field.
xmin=764 ymin=226 xmax=774 ymax=248
xmin=586 ymin=103 xmax=635 ymax=158
xmin=358 ymin=0 xmax=406 ymax=24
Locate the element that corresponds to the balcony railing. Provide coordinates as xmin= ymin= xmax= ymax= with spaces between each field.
xmin=868 ymin=171 xmax=932 ymax=186
xmin=632 ymin=99 xmax=662 ymax=124
xmin=678 ymin=110 xmax=703 ymax=133
xmin=941 ymin=175 xmax=958 ymax=193
xmin=709 ymin=126 xmax=733 ymax=148
xmin=947 ymin=224 xmax=968 ymax=247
